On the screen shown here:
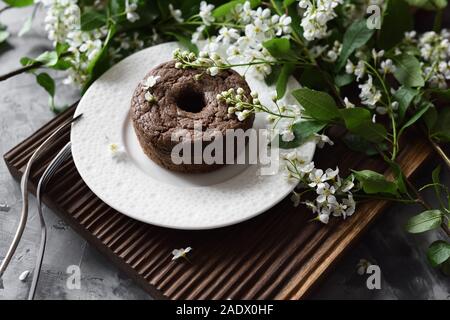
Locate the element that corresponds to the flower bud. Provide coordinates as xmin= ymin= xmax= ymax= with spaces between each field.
xmin=188 ymin=52 xmax=196 ymax=61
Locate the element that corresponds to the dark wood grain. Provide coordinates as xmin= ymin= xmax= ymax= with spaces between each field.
xmin=3 ymin=105 xmax=433 ymax=300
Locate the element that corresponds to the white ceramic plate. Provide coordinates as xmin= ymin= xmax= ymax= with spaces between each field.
xmin=71 ymin=42 xmax=315 ymax=230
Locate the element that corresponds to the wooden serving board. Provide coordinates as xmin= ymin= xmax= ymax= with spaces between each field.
xmin=3 ymin=105 xmax=433 ymax=299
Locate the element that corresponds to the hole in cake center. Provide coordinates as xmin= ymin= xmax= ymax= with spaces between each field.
xmin=175 ymin=89 xmax=205 ymax=113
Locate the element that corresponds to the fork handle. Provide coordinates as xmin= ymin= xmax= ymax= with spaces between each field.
xmin=0 ymin=114 xmax=81 ymax=280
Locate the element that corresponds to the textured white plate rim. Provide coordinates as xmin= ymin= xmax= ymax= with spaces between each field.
xmin=71 ymin=42 xmax=315 ymax=230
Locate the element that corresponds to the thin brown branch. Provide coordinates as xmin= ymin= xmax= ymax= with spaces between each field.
xmin=0 ymin=5 xmax=12 ymax=15
xmin=0 ymin=62 xmax=43 ymax=81
xmin=0 ymin=52 xmax=71 ymax=82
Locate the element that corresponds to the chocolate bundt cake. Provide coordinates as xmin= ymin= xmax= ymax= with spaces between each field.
xmin=130 ymin=60 xmax=254 ymax=173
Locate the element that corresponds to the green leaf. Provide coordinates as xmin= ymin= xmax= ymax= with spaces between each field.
xmin=271 ymin=0 xmax=284 ymax=14
xmin=36 ymin=73 xmax=55 ymax=97
xmin=404 ymin=0 xmax=429 ymax=6
xmin=276 ymin=63 xmax=294 ymax=99
xmin=83 ymin=26 xmax=116 ymax=90
xmin=286 ymin=2 xmax=302 ymax=40
xmin=18 ymin=16 xmax=32 ymax=37
xmin=340 ymin=108 xmax=387 ymax=143
xmin=442 ymin=258 xmax=450 ymax=276
xmin=166 ymin=32 xmax=198 ymax=54
xmin=80 ymin=11 xmax=106 ymax=31
xmin=292 ymin=88 xmax=341 ymax=121
xmin=263 ymin=38 xmax=289 ymax=55
xmin=213 ymin=0 xmax=260 ymax=18
xmin=405 ymin=0 xmax=448 ymax=9
xmin=386 ymin=159 xmax=408 ymax=195
xmin=334 ymin=73 xmax=354 ymax=87
xmin=432 ymin=0 xmax=448 ymax=8
xmin=398 ymin=102 xmax=432 ymax=136
xmin=156 ymin=0 xmax=170 ymax=17
xmin=379 ymin=0 xmax=413 ymax=49
xmin=35 ymin=51 xmax=58 ymax=67
xmin=431 ymin=165 xmax=442 ymax=201
xmin=52 ymin=58 xmax=72 ymax=70
xmin=393 ymin=54 xmax=425 ymax=87
xmin=336 ymin=19 xmax=374 ymax=71
xmin=279 ymin=120 xmax=326 ymax=149
xmin=393 ymin=86 xmax=418 ymax=123
xmin=283 ymin=0 xmax=297 ymax=6
xmin=2 ymin=0 xmax=34 ymax=7
xmin=342 ymin=133 xmax=380 ymax=156
xmin=427 ymin=241 xmax=450 ymax=267
xmin=212 ymin=0 xmax=240 ymax=18
xmin=430 ymin=108 xmax=450 ymax=142
xmin=55 ymin=42 xmax=69 ymax=56
xmin=0 ymin=30 xmax=9 ymax=44
xmin=405 ymin=210 xmax=442 ymax=233
xmin=353 ymin=170 xmax=398 ymax=195
xmin=20 ymin=51 xmax=59 ymax=67
xmin=423 ymin=106 xmax=437 ymax=132
xmin=265 ymin=65 xmax=281 ymax=86
xmin=299 ymin=67 xmax=329 ymax=90
xmin=263 ymin=38 xmax=296 ymax=60
xmin=109 ymin=0 xmax=125 ymax=16
xmin=428 ymin=88 xmax=450 ymax=100
xmin=20 ymin=56 xmax=33 ymax=66
xmin=87 ymin=25 xmax=115 ymax=74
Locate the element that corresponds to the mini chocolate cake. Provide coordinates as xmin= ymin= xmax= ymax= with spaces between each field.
xmin=130 ymin=60 xmax=254 ymax=173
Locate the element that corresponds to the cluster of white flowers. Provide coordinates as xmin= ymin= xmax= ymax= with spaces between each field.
xmin=172 ymin=48 xmax=225 ymax=76
xmin=298 ymin=0 xmax=343 ymax=41
xmin=358 ymin=75 xmax=381 ymax=107
xmin=405 ymin=30 xmax=450 ymax=89
xmin=192 ymin=1 xmax=292 ymax=78
xmin=345 ymin=49 xmax=398 ymax=117
xmin=41 ymin=0 xmax=80 ymax=45
xmin=285 ymin=153 xmax=356 ymax=224
xmin=64 ymin=28 xmax=107 ymax=85
xmin=40 ymin=0 xmax=109 ymax=86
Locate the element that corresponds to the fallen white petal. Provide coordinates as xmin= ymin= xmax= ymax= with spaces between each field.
xmin=19 ymin=270 xmax=30 ymax=282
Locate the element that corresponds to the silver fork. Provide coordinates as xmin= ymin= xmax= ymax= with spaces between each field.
xmin=28 ymin=142 xmax=72 ymax=300
xmin=0 ymin=114 xmax=82 ymax=285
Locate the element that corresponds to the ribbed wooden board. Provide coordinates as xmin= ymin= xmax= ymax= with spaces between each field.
xmin=3 ymin=105 xmax=433 ymax=299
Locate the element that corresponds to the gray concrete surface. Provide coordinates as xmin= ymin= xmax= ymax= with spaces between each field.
xmin=0 ymin=6 xmax=449 ymax=300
